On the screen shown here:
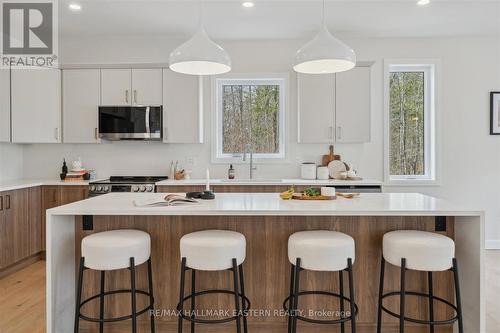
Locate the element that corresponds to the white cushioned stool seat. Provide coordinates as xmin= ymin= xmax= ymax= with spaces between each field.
xmin=180 ymin=230 xmax=246 ymax=271
xmin=288 ymin=230 xmax=355 ymax=271
xmin=82 ymin=229 xmax=151 ymax=271
xmin=383 ymin=230 xmax=454 ymax=271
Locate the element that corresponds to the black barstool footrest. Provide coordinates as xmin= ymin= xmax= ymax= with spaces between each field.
xmin=381 ymin=290 xmax=459 ymax=325
xmin=78 ymin=289 xmax=154 ymax=323
xmin=283 ymin=290 xmax=359 ymax=325
xmin=176 ymin=289 xmax=250 ymax=324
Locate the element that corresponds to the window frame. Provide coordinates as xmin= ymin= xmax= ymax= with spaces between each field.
xmin=212 ymin=74 xmax=288 ymax=163
xmin=383 ymin=59 xmax=440 ymax=185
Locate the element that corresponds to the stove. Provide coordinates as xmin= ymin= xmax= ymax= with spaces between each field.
xmin=89 ymin=176 xmax=168 ymax=196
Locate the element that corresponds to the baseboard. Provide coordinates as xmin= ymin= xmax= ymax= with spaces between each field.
xmin=0 ymin=253 xmax=42 ymax=279
xmin=485 ymin=240 xmax=500 ymax=249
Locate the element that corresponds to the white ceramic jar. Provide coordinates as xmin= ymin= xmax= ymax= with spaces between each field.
xmin=301 ymin=163 xmax=317 ymax=179
xmin=317 ymin=166 xmax=329 ymax=180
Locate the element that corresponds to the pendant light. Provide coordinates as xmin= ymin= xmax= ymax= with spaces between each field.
xmin=169 ymin=0 xmax=231 ymax=75
xmin=293 ymin=0 xmax=356 ymax=74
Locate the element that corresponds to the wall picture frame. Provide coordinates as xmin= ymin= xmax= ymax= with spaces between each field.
xmin=490 ymin=92 xmax=500 ymax=135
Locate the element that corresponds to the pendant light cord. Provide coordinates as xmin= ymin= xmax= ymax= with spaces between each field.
xmin=321 ymin=0 xmax=327 ymax=27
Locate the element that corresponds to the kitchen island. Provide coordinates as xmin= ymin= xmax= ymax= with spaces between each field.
xmin=46 ymin=193 xmax=484 ymax=333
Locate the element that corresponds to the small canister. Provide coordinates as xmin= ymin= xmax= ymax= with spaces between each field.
xmin=317 ymin=166 xmax=329 ymax=180
xmin=301 ymin=163 xmax=317 ymax=179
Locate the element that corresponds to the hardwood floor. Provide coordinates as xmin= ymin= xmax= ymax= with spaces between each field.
xmin=1 ymin=252 xmax=499 ymax=333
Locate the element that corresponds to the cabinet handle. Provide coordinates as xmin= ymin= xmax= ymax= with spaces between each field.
xmin=95 ymin=128 xmax=98 ymax=140
xmin=337 ymin=126 xmax=342 ymax=140
xmin=125 ymin=90 xmax=129 ymax=103
xmin=6 ymin=195 xmax=10 ymax=210
xmin=134 ymin=90 xmax=137 ymax=104
xmin=0 ymin=196 xmax=3 ymax=211
xmin=329 ymin=126 xmax=333 ymax=140
xmin=55 ymin=128 xmax=59 ymax=140
xmin=164 ymin=127 xmax=168 ymax=140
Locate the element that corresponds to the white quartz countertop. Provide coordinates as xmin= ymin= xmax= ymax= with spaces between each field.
xmin=47 ymin=192 xmax=481 ymax=217
xmin=0 ymin=179 xmax=99 ymax=192
xmin=156 ymin=178 xmax=383 ymax=186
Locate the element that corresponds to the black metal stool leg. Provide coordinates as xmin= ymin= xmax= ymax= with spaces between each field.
xmin=239 ymin=264 xmax=248 ymax=333
xmin=291 ymin=258 xmax=301 ymax=333
xmin=99 ymin=270 xmax=105 ymax=333
xmin=339 ymin=269 xmax=345 ymax=333
xmin=347 ymin=258 xmax=356 ymax=333
xmin=376 ymin=257 xmax=385 ymax=333
xmin=74 ymin=257 xmax=85 ymax=333
xmin=452 ymin=258 xmax=464 ymax=333
xmin=232 ymin=259 xmax=242 ymax=333
xmin=400 ymin=258 xmax=407 ymax=333
xmin=147 ymin=258 xmax=156 ymax=333
xmin=178 ymin=257 xmax=187 ymax=333
xmin=287 ymin=264 xmax=295 ymax=333
xmin=190 ymin=269 xmax=196 ymax=333
xmin=428 ymin=271 xmax=434 ymax=333
xmin=130 ymin=257 xmax=137 ymax=333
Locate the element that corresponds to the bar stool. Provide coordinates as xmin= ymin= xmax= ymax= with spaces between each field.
xmin=74 ymin=229 xmax=155 ymax=333
xmin=177 ymin=230 xmax=250 ymax=333
xmin=377 ymin=230 xmax=464 ymax=333
xmin=283 ymin=230 xmax=358 ymax=333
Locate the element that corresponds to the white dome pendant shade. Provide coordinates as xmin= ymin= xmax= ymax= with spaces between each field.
xmin=293 ymin=1 xmax=356 ymax=74
xmin=169 ymin=27 xmax=231 ymax=75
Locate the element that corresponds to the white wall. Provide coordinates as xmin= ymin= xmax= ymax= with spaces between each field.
xmin=0 ymin=143 xmax=23 ymax=181
xmin=18 ymin=35 xmax=500 ymax=246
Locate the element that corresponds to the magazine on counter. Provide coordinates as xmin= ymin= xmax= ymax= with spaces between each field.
xmin=133 ymin=194 xmax=198 ymax=207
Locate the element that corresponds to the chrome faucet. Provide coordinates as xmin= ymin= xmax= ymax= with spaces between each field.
xmin=242 ymin=143 xmax=257 ymax=179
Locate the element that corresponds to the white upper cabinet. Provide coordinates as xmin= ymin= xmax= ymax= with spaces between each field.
xmin=297 ymin=66 xmax=371 ymax=144
xmin=63 ymin=69 xmax=101 ymax=143
xmin=0 ymin=68 xmax=10 ymax=142
xmin=131 ymin=69 xmax=162 ymax=105
xmin=11 ymin=68 xmax=61 ymax=143
xmin=297 ymin=73 xmax=336 ymax=143
xmin=335 ymin=66 xmax=371 ymax=143
xmin=163 ymin=69 xmax=203 ymax=143
xmin=100 ymin=69 xmax=132 ymax=106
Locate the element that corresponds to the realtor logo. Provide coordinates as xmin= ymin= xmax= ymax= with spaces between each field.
xmin=0 ymin=0 xmax=58 ymax=67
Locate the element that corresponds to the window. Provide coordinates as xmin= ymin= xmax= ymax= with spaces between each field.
xmin=214 ymin=76 xmax=286 ymax=160
xmin=384 ymin=61 xmax=437 ymax=183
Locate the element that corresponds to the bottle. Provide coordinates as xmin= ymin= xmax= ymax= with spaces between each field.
xmin=228 ymin=164 xmax=235 ymax=179
xmin=62 ymin=159 xmax=68 ymax=174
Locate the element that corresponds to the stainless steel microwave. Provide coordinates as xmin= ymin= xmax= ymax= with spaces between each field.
xmin=98 ymin=106 xmax=163 ymax=141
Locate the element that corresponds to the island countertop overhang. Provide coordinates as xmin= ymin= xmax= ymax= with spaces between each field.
xmin=47 ymin=192 xmax=483 ymax=217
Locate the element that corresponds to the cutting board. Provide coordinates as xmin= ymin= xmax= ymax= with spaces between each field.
xmin=292 ymin=193 xmax=336 ymax=200
xmin=321 ymin=145 xmax=341 ymax=166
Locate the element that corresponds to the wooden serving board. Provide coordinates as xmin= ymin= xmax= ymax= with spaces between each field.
xmin=292 ymin=193 xmax=336 ymax=200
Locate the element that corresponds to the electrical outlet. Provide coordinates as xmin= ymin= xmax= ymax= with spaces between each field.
xmin=185 ymin=157 xmax=197 ymax=166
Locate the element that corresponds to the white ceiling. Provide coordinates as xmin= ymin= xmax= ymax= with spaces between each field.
xmin=59 ymin=0 xmax=499 ymax=39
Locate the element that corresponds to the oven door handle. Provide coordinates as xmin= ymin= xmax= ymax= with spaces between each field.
xmin=145 ymin=106 xmax=151 ymax=135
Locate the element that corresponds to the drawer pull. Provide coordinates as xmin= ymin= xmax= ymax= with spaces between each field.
xmin=6 ymin=195 xmax=10 ymax=210
xmin=0 ymin=196 xmax=3 ymax=211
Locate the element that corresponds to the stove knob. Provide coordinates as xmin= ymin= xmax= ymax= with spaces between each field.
xmin=132 ymin=185 xmax=139 ymax=192
xmin=140 ymin=186 xmax=146 ymax=192
xmin=146 ymin=186 xmax=153 ymax=192
xmin=89 ymin=185 xmax=95 ymax=192
xmin=97 ymin=186 xmax=102 ymax=191
xmin=104 ymin=186 xmax=110 ymax=192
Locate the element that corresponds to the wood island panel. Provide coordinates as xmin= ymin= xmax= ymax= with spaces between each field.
xmin=75 ymin=215 xmax=455 ymax=333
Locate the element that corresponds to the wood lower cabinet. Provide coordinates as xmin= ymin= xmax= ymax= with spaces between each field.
xmin=156 ymin=185 xmax=310 ymax=194
xmin=0 ymin=187 xmax=41 ymax=269
xmin=41 ymin=185 xmax=88 ymax=250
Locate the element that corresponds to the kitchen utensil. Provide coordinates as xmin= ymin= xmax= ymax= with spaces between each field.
xmin=301 ymin=163 xmax=317 ymax=179
xmin=328 ymin=160 xmax=347 ymax=178
xmin=317 ymin=166 xmax=329 ymax=180
xmin=321 ymin=145 xmax=341 ymax=166
xmin=336 ymin=192 xmax=360 ymax=199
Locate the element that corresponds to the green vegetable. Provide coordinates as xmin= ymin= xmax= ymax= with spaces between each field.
xmin=303 ymin=187 xmax=320 ymax=197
